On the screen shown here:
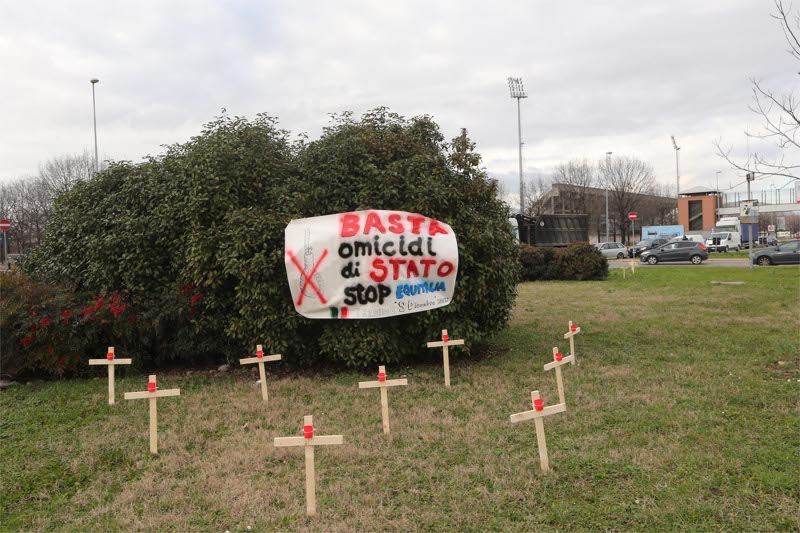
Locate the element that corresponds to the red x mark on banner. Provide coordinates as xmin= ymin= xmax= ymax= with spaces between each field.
xmin=286 ymin=249 xmax=328 ymax=306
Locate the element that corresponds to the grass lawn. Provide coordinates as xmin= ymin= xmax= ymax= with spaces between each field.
xmin=2 ymin=267 xmax=798 ymax=531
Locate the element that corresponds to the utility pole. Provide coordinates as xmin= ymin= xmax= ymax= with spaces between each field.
xmin=671 ymin=135 xmax=680 ymax=197
xmin=746 ymin=171 xmax=755 ymax=271
xmin=508 ymin=77 xmax=527 ymax=216
xmin=605 ymin=152 xmax=612 ymax=241
xmin=91 ymin=78 xmax=100 ymax=173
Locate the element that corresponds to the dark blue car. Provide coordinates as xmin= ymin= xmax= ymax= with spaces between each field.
xmin=640 ymin=241 xmax=709 ymax=265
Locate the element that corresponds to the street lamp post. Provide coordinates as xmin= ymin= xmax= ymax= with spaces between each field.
xmin=90 ymin=78 xmax=99 ymax=173
xmin=605 ymin=152 xmax=612 ymax=241
xmin=508 ymin=77 xmax=527 ymax=216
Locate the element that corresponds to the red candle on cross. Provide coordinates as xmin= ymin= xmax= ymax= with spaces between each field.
xmin=148 ymin=382 xmax=156 ymax=393
xmin=571 ymin=324 xmax=577 ymax=332
xmin=534 ymin=398 xmax=544 ymax=411
xmin=303 ymin=425 xmax=314 ymax=439
xmin=378 ymin=372 xmax=386 ymax=382
xmin=555 ymin=351 xmax=563 ymax=362
xmin=442 ymin=332 xmax=449 ymax=343
xmin=107 ymin=351 xmax=114 ymax=361
xmin=256 ymin=349 xmax=263 ymax=358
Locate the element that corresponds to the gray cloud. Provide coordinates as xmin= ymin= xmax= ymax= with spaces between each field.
xmin=1 ymin=0 xmax=795 ymax=202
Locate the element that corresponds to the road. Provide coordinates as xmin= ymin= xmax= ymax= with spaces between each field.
xmin=609 ymin=259 xmax=752 ymax=268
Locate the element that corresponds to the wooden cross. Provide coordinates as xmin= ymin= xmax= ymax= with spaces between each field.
xmin=239 ymin=344 xmax=282 ymax=402
xmin=123 ymin=375 xmax=181 ymax=454
xmin=562 ymin=321 xmax=581 ymax=365
xmin=358 ymin=365 xmax=408 ymax=435
xmin=543 ymin=347 xmax=574 ymax=405
xmin=88 ymin=346 xmax=132 ymax=405
xmin=274 ymin=415 xmax=344 ymax=517
xmin=426 ymin=329 xmax=464 ymax=387
xmin=510 ymin=390 xmax=566 ymax=472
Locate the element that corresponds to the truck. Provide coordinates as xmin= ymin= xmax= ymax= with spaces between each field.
xmin=712 ymin=216 xmax=759 ymax=250
xmin=511 ymin=214 xmax=589 ymax=247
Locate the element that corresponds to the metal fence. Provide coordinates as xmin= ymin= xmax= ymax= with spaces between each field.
xmin=718 ymin=188 xmax=797 ymax=208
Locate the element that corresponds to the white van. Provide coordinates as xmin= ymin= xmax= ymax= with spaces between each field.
xmin=706 ymin=232 xmax=741 ymax=252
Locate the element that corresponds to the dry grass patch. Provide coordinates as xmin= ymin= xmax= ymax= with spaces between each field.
xmin=2 ymin=267 xmax=798 ymax=531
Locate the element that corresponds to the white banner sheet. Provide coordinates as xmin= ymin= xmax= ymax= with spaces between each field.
xmin=285 ymin=210 xmax=458 ymax=319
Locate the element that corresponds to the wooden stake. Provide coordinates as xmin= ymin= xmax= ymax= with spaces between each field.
xmin=510 ymin=390 xmax=566 ymax=472
xmin=239 ymin=344 xmax=282 ymax=402
xmin=124 ymin=375 xmax=180 ymax=454
xmin=562 ymin=321 xmax=581 ymax=365
xmin=543 ymin=347 xmax=574 ymax=405
xmin=358 ymin=365 xmax=408 ymax=435
xmin=305 ymin=439 xmax=315 ymax=515
xmin=274 ymin=415 xmax=344 ymax=517
xmin=426 ymin=329 xmax=465 ymax=387
xmin=88 ymin=346 xmax=132 ymax=405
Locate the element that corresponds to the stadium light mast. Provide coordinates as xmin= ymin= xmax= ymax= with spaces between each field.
xmin=508 ymin=77 xmax=527 ymax=215
xmin=605 ymin=152 xmax=613 ymax=241
xmin=671 ymin=135 xmax=680 ymax=197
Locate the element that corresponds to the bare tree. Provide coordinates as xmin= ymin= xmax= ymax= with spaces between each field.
xmin=784 ymin=213 xmax=800 ymax=234
xmin=715 ymin=0 xmax=799 ymax=181
xmin=600 ymin=155 xmax=657 ymax=243
xmin=523 ymin=175 xmax=552 ymax=216
xmin=550 ymin=159 xmax=595 ymax=214
xmin=39 ymin=150 xmax=96 ymax=195
xmin=0 ymin=152 xmax=105 ymax=259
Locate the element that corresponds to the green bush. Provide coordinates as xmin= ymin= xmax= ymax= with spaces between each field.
xmin=287 ymin=110 xmax=520 ymax=366
xmin=555 ymin=242 xmax=609 ymax=281
xmin=519 ymin=242 xmax=607 ymax=282
xmin=520 ymin=245 xmax=557 ymax=281
xmin=20 ymin=109 xmax=520 ymax=370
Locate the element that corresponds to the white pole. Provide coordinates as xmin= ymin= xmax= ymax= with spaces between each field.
xmin=747 ymin=174 xmax=754 ymax=270
xmin=2 ymin=230 xmax=7 ymax=270
xmin=91 ymin=79 xmax=99 ymax=173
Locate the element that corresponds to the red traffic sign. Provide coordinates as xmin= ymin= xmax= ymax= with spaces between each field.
xmin=0 ymin=219 xmax=10 ymax=231
xmin=628 ymin=212 xmax=637 ymax=221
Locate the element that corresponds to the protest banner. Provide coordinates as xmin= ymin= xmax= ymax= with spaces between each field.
xmin=285 ymin=210 xmax=459 ymax=319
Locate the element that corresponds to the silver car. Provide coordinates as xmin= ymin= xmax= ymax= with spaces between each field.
xmin=594 ymin=242 xmax=629 ymax=259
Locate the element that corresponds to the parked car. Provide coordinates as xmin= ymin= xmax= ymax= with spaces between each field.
xmin=629 ymin=238 xmax=669 ymax=258
xmin=640 ymin=241 xmax=709 ymax=265
xmin=705 ymin=232 xmax=741 ymax=252
xmin=752 ymin=239 xmax=800 ymax=266
xmin=594 ymin=242 xmax=628 ymax=259
xmin=669 ymin=234 xmax=705 ymax=244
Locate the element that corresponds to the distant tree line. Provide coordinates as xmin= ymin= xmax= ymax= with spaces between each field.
xmin=0 ymin=151 xmax=104 ymax=258
xmin=524 ymin=155 xmax=677 ymax=243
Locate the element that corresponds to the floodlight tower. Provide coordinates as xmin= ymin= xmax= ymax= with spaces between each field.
xmin=670 ymin=135 xmax=680 ymax=197
xmin=508 ymin=77 xmax=527 ymax=215
xmin=605 ymin=152 xmax=612 ymax=241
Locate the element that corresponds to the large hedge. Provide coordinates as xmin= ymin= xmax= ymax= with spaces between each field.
xmin=18 ymin=109 xmax=519 ymax=372
xmin=519 ymin=242 xmax=608 ymax=282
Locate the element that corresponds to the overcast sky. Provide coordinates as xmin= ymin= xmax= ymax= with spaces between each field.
xmin=1 ymin=0 xmax=797 ymax=205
